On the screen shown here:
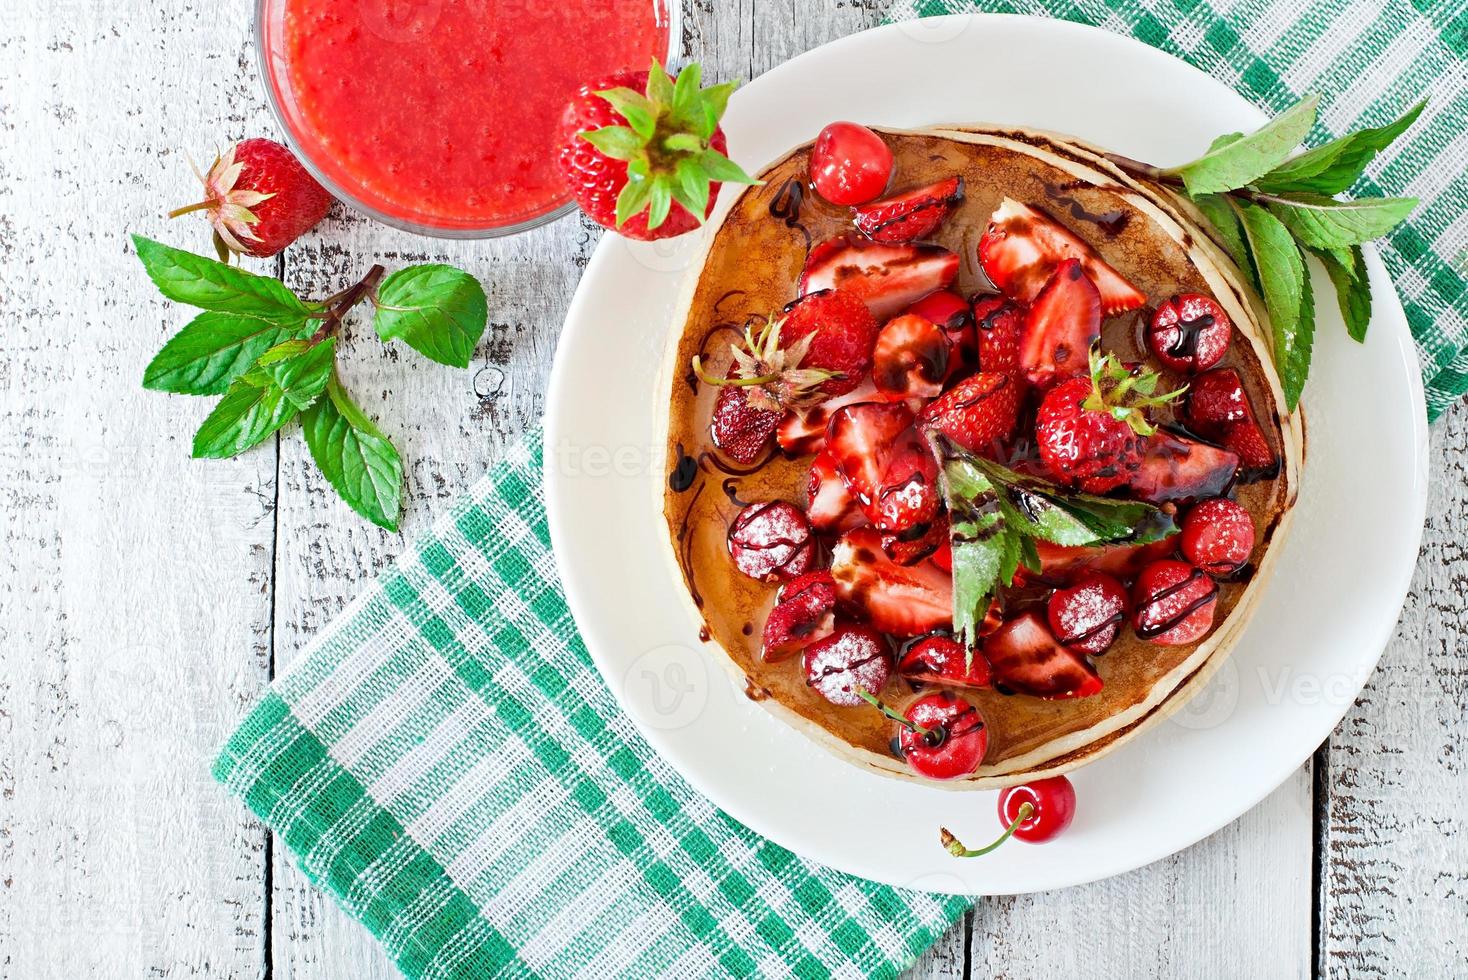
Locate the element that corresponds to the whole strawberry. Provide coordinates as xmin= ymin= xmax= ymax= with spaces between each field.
xmin=1036 ymin=347 xmax=1185 ymax=493
xmin=171 ymin=138 xmax=332 ymax=260
xmin=557 ymin=60 xmax=758 ymax=240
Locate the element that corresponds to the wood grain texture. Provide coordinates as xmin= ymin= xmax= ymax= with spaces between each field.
xmin=0 ymin=1 xmax=275 ymax=976
xmin=1318 ymin=405 xmax=1468 ymax=978
xmin=0 ymin=0 xmax=1458 ymax=978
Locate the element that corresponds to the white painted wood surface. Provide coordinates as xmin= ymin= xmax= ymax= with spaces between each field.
xmin=0 ymin=1 xmax=1459 ymax=978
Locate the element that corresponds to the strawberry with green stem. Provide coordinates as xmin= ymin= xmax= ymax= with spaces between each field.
xmin=558 ymin=59 xmax=759 ymax=240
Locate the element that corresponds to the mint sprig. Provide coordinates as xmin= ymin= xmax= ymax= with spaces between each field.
xmin=1107 ymin=96 xmax=1425 ymax=411
xmin=135 ymin=235 xmax=490 ymax=530
xmin=935 ymin=438 xmax=1177 ymax=654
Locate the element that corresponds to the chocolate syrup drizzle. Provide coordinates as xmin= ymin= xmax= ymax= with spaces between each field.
xmin=767 ymin=177 xmax=812 ymax=256
xmin=1043 ymin=181 xmax=1130 ymax=238
xmin=668 ymin=443 xmax=698 ymax=492
xmin=674 ymin=481 xmax=707 ymax=609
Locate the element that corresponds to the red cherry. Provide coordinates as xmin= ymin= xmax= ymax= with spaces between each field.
xmin=940 ymin=775 xmax=1077 ymax=857
xmin=1132 ymin=559 xmax=1218 ymax=645
xmin=809 ymin=122 xmax=893 ymax=206
xmin=1180 ymin=498 xmax=1256 ymax=576
xmin=1047 ymin=571 xmax=1128 ymax=655
xmin=802 ymin=624 xmax=892 ymax=706
xmin=896 ymin=691 xmax=988 ymax=780
xmin=999 ymin=776 xmax=1077 ymax=842
xmin=1147 ymin=293 xmax=1232 ymax=373
xmin=727 ymin=501 xmax=819 ymax=582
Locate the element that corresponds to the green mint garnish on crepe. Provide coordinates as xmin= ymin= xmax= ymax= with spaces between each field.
xmin=933 ymin=436 xmax=1177 ymax=656
xmin=1107 ymin=96 xmax=1426 ymax=411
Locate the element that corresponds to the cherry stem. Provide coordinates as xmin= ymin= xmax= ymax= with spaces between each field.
xmin=167 ymin=200 xmax=214 ymax=219
xmin=308 ymin=265 xmax=386 ymax=345
xmin=856 ymin=689 xmax=933 ymax=737
xmin=939 ymin=802 xmax=1034 ymax=858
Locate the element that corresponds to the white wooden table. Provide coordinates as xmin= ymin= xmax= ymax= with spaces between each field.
xmin=3 ymin=1 xmax=1465 ymax=976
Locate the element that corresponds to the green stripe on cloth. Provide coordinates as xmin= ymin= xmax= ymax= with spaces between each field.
xmin=216 ymin=431 xmax=968 ymax=980
xmin=894 ymin=0 xmax=1468 ymax=420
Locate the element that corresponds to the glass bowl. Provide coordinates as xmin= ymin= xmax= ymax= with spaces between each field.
xmin=254 ymin=0 xmax=679 ymax=239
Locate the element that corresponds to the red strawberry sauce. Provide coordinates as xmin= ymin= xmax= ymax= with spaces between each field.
xmin=261 ymin=0 xmax=670 ymax=230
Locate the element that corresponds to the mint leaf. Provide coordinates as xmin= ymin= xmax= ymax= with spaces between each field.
xmin=191 ymin=379 xmax=298 ymax=459
xmin=1263 ymin=192 xmax=1417 ymax=249
xmin=1191 ymin=193 xmax=1254 ymax=282
xmin=302 ymin=376 xmax=403 ymax=530
xmin=1311 ymin=245 xmax=1372 ymax=342
xmin=1168 ymin=94 xmax=1319 ymax=196
xmin=373 ymin=264 xmax=488 ymax=368
xmin=142 ymin=311 xmax=310 ymax=395
xmin=133 ymin=235 xmax=309 ymax=322
xmin=1254 ymin=100 xmax=1426 ymax=195
xmin=255 ymin=338 xmax=335 ymax=410
xmin=1237 ymin=201 xmax=1309 ymax=409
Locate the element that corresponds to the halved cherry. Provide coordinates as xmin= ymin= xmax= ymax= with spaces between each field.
xmin=1132 ymin=559 xmax=1218 ymax=645
xmin=762 ymin=571 xmax=837 ymax=662
xmin=978 ymin=198 xmax=1146 ymax=314
xmin=1047 ymin=571 xmax=1128 ymax=655
xmin=727 ymin=501 xmax=819 ymax=582
xmin=1180 ymin=498 xmax=1256 ymax=576
xmin=1148 ymin=293 xmax=1232 ymax=373
xmin=898 ymin=633 xmax=991 ymax=689
xmin=806 ymin=449 xmax=864 ymax=533
xmin=941 ymin=775 xmax=1077 ymax=857
xmin=799 ymin=236 xmax=960 ymax=320
xmin=895 ymin=691 xmax=988 ymax=780
xmin=971 ymin=295 xmax=1025 ymax=374
xmin=984 ymin=611 xmax=1102 ymax=699
xmin=1129 ymin=430 xmax=1239 ymax=504
xmin=802 ymin=623 xmax=892 ymax=706
xmin=830 ymin=528 xmax=952 ymax=636
xmin=872 ymin=314 xmax=950 ymax=403
xmin=1018 ymin=259 xmax=1101 ymax=387
xmin=908 ymin=289 xmax=972 ymax=343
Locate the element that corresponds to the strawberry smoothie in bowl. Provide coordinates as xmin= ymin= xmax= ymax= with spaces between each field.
xmin=255 ymin=0 xmax=674 ymax=235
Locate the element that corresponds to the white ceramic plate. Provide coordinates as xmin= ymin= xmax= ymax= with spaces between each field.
xmin=544 ymin=14 xmax=1429 ymax=895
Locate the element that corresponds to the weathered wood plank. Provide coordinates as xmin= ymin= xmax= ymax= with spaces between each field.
xmin=1319 ymin=404 xmax=1468 ymax=978
xmin=0 ymin=1 xmax=275 ymax=975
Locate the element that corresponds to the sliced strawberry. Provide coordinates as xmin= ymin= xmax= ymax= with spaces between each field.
xmin=1018 ymin=259 xmax=1101 ymax=387
xmin=971 ymin=295 xmax=1025 ymax=374
xmin=918 ymin=372 xmax=1022 ymax=456
xmin=806 ymin=449 xmax=864 ymax=533
xmin=1033 ymin=537 xmax=1177 ymax=580
xmin=881 ymin=513 xmax=948 ymax=566
xmin=852 ymin=176 xmax=964 ymax=244
xmin=710 ymin=383 xmax=780 ymax=463
xmin=1132 ymin=560 xmax=1218 ymax=645
xmin=825 ymin=402 xmax=913 ymax=510
xmin=799 ymin=236 xmax=959 ymax=320
xmin=869 ymin=428 xmax=942 ymax=534
xmin=978 ymin=198 xmax=1146 ymax=314
xmin=1186 ymin=369 xmax=1279 ymax=479
xmin=830 ymin=528 xmax=952 ymax=636
xmin=872 ymin=314 xmax=950 ymax=403
xmin=775 ymin=380 xmax=879 ymax=458
xmin=984 ymin=611 xmax=1102 ymax=699
xmin=1130 ymin=430 xmax=1239 ymax=504
xmin=761 ymin=571 xmax=837 ymax=662
xmin=898 ymin=633 xmax=991 ymax=689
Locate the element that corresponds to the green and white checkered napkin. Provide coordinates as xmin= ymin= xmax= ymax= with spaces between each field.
xmin=217 ymin=4 xmax=1467 ymax=978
